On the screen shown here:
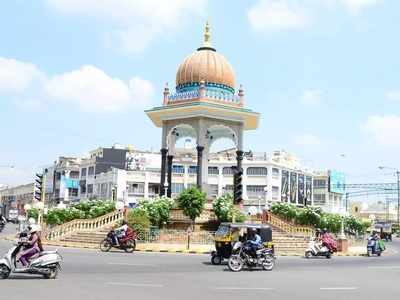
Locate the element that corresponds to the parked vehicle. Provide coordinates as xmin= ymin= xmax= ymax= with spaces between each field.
xmin=7 ymin=209 xmax=19 ymax=224
xmin=100 ymin=229 xmax=136 ymax=253
xmin=367 ymin=237 xmax=385 ymax=257
xmin=227 ymin=240 xmax=276 ymax=272
xmin=305 ymin=237 xmax=334 ymax=259
xmin=211 ymin=223 xmax=274 ymax=265
xmin=0 ymin=234 xmax=62 ymax=279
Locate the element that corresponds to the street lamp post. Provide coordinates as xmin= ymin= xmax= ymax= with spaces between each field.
xmin=379 ymin=166 xmax=400 ymax=226
xmin=164 ymin=182 xmax=169 ymax=197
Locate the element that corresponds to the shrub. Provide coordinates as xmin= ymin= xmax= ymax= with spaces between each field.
xmin=213 ymin=193 xmax=246 ymax=223
xmin=139 ymin=196 xmax=174 ymax=227
xmin=27 ymin=208 xmax=39 ymax=221
xmin=127 ymin=208 xmax=151 ymax=236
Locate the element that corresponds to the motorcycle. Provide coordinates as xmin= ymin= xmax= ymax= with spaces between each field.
xmin=305 ymin=238 xmax=333 ymax=259
xmin=228 ymin=241 xmax=276 ymax=272
xmin=100 ymin=229 xmax=136 ymax=253
xmin=0 ymin=235 xmax=62 ymax=279
xmin=367 ymin=237 xmax=385 ymax=257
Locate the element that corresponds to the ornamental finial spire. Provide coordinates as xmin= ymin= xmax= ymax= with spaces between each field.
xmin=203 ymin=20 xmax=211 ymax=47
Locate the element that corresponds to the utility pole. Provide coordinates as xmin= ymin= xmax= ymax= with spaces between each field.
xmin=397 ymin=170 xmax=400 ymax=226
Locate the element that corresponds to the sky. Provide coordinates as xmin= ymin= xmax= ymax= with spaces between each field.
xmin=1 ymin=0 xmax=400 ymax=186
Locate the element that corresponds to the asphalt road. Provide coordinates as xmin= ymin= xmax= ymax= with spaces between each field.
xmin=1 ymin=224 xmax=400 ymax=300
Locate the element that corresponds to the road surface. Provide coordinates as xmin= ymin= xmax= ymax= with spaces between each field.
xmin=1 ymin=224 xmax=399 ymax=300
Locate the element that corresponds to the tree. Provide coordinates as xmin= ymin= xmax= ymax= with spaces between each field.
xmin=176 ymin=187 xmax=206 ymax=226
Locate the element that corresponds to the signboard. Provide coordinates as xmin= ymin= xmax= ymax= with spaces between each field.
xmin=306 ymin=176 xmax=312 ymax=206
xmin=281 ymin=170 xmax=289 ymax=202
xmin=289 ymin=172 xmax=297 ymax=204
xmin=298 ymin=174 xmax=305 ymax=205
xmin=329 ymin=170 xmax=345 ymax=194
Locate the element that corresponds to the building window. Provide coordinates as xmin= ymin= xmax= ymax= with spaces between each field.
xmin=246 ymin=185 xmax=266 ymax=198
xmin=272 ymin=186 xmax=279 ymax=200
xmin=224 ymin=185 xmax=234 ymax=193
xmin=313 ymin=179 xmax=326 ymax=188
xmin=247 ymin=167 xmax=267 ymax=176
xmin=88 ymin=167 xmax=95 ymax=176
xmin=80 ymin=184 xmax=86 ymax=194
xmin=208 ymin=166 xmax=219 ymax=175
xmin=69 ymin=171 xmax=80 ymax=179
xmin=222 ymin=167 xmax=234 ymax=175
xmin=313 ymin=194 xmax=326 ymax=205
xmin=209 ymin=184 xmax=218 ymax=197
xmin=87 ymin=184 xmax=93 ymax=194
xmin=272 ymin=168 xmax=280 ymax=179
xmin=172 ymin=183 xmax=185 ymax=194
xmin=68 ymin=188 xmax=79 ymax=197
xmin=55 ymin=172 xmax=61 ymax=180
xmin=81 ymin=168 xmax=87 ymax=178
xmin=127 ymin=182 xmax=145 ymax=194
xmin=172 ymin=165 xmax=184 ymax=174
xmin=188 ymin=166 xmax=197 ymax=174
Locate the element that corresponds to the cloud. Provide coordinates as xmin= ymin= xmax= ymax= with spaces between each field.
xmin=46 ymin=0 xmax=207 ymax=53
xmin=293 ymin=134 xmax=322 ymax=146
xmin=0 ymin=57 xmax=45 ymax=93
xmin=340 ymin=0 xmax=382 ymax=15
xmin=362 ymin=115 xmax=400 ymax=146
xmin=386 ymin=90 xmax=400 ymax=102
xmin=248 ymin=0 xmax=309 ymax=32
xmin=0 ymin=57 xmax=154 ymax=113
xmin=300 ymin=89 xmax=322 ymax=105
xmin=248 ymin=0 xmax=383 ymax=32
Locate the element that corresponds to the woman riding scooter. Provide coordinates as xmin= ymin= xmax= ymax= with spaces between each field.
xmin=17 ymin=225 xmax=43 ymax=267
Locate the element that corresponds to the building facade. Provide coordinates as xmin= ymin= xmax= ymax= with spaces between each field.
xmin=0 ymin=183 xmax=35 ymax=218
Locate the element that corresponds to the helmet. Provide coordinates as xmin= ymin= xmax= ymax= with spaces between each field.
xmin=29 ymin=225 xmax=41 ymax=233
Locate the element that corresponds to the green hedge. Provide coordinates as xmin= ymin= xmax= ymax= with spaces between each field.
xmin=212 ymin=193 xmax=246 ymax=223
xmin=271 ymin=202 xmax=370 ymax=234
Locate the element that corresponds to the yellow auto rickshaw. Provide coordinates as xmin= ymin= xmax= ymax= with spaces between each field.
xmin=211 ymin=223 xmax=274 ymax=265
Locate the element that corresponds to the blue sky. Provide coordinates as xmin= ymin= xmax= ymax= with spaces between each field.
xmin=1 ymin=0 xmax=400 ymax=186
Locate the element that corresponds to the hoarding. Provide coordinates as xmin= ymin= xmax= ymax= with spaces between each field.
xmin=290 ymin=172 xmax=297 ymax=204
xmin=298 ymin=174 xmax=305 ymax=205
xmin=306 ymin=176 xmax=312 ymax=206
xmin=281 ymin=170 xmax=289 ymax=202
xmin=329 ymin=170 xmax=346 ymax=194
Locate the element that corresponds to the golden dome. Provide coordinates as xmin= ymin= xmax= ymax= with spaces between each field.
xmin=175 ymin=22 xmax=236 ymax=90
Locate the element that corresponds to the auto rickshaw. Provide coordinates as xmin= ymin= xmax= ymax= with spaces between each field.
xmin=210 ymin=223 xmax=274 ymax=265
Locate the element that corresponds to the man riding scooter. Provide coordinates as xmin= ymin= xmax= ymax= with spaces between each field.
xmin=112 ymin=221 xmax=130 ymax=246
xmin=245 ymin=228 xmax=263 ymax=262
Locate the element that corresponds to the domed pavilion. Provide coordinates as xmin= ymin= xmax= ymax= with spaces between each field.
xmin=145 ymin=22 xmax=260 ymax=198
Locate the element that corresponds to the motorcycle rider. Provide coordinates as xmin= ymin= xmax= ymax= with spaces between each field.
xmin=17 ymin=224 xmax=43 ymax=267
xmin=0 ymin=213 xmax=6 ymax=225
xmin=370 ymin=231 xmax=381 ymax=252
xmin=112 ymin=221 xmax=129 ymax=246
xmin=246 ymin=228 xmax=262 ymax=262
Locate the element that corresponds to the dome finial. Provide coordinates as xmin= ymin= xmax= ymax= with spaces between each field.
xmin=203 ymin=20 xmax=212 ymax=47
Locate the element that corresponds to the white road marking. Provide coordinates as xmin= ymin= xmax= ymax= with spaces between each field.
xmin=368 ymin=266 xmax=400 ymax=269
xmin=320 ymin=287 xmax=358 ymax=291
xmin=107 ymin=262 xmax=156 ymax=267
xmin=216 ymin=287 xmax=274 ymax=291
xmin=106 ymin=282 xmax=164 ymax=288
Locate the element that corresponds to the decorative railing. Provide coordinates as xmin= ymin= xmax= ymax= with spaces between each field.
xmin=136 ymin=229 xmax=215 ymax=245
xmin=43 ymin=210 xmax=124 ymax=241
xmin=169 ymin=209 xmax=217 ymax=223
xmin=268 ymin=213 xmax=315 ymax=237
xmin=168 ymin=89 xmax=240 ymax=104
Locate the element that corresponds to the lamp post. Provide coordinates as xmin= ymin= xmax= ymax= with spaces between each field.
xmin=378 ymin=166 xmax=400 ymax=226
xmin=164 ymin=182 xmax=169 ymax=197
xmin=258 ymin=196 xmax=262 ymax=214
xmin=263 ymin=186 xmax=268 ymax=210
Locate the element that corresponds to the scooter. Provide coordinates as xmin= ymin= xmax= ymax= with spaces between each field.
xmin=367 ymin=237 xmax=384 ymax=257
xmin=0 ymin=236 xmax=62 ymax=279
xmin=305 ymin=238 xmax=333 ymax=259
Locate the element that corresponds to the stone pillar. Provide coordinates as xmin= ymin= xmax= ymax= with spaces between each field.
xmin=196 ymin=146 xmax=204 ymax=189
xmin=160 ymin=148 xmax=168 ymax=196
xmin=167 ymin=155 xmax=173 ymax=198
